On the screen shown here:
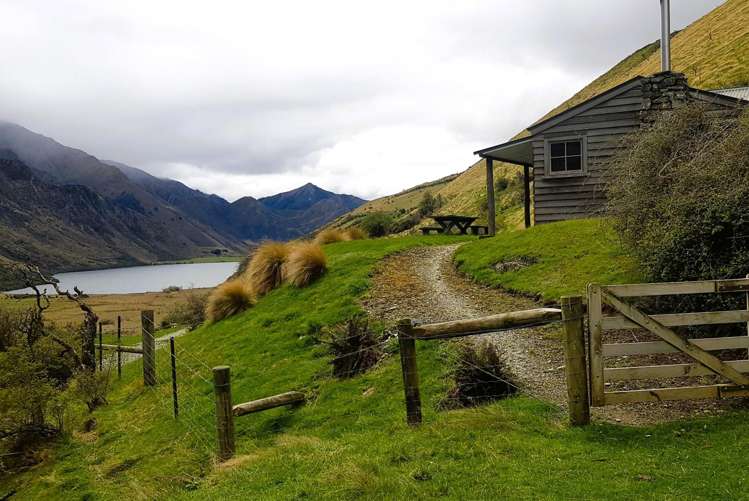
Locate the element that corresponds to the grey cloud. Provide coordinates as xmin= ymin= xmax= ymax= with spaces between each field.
xmin=0 ymin=0 xmax=724 ymax=198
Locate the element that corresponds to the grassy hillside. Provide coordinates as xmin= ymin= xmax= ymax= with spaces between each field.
xmin=5 ymin=228 xmax=749 ymax=500
xmin=542 ymin=0 xmax=749 ymax=123
xmin=329 ymin=0 xmax=749 ymax=235
xmin=454 ymin=219 xmax=641 ymax=303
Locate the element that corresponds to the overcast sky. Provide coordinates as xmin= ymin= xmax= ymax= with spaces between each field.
xmin=0 ymin=0 xmax=724 ymax=201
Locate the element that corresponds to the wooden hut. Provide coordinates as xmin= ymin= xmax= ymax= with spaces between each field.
xmin=475 ymin=72 xmax=748 ymax=230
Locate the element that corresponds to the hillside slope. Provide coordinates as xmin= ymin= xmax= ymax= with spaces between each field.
xmin=329 ymin=0 xmax=749 ymax=234
xmin=5 ymin=232 xmax=749 ymax=500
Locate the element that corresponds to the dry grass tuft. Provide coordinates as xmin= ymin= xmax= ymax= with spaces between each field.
xmin=284 ymin=242 xmax=327 ymax=288
xmin=342 ymin=227 xmax=367 ymax=241
xmin=205 ymin=280 xmax=255 ymax=323
xmin=245 ymin=242 xmax=289 ymax=295
xmin=314 ymin=228 xmax=346 ymax=245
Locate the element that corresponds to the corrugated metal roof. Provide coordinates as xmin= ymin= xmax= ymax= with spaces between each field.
xmin=711 ymin=86 xmax=749 ymax=102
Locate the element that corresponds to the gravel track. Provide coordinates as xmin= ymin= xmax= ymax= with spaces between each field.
xmin=362 ymin=244 xmax=745 ymax=425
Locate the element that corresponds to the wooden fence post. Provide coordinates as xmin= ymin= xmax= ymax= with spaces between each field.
xmin=141 ymin=310 xmax=156 ymax=386
xmin=212 ymin=366 xmax=235 ymax=461
xmin=116 ymin=315 xmax=122 ymax=379
xmin=397 ymin=319 xmax=422 ymax=426
xmin=98 ymin=322 xmax=103 ymax=371
xmin=561 ymin=296 xmax=590 ymax=426
xmin=170 ymin=337 xmax=179 ymax=418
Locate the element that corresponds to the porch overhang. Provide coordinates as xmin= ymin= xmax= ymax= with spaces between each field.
xmin=474 ymin=135 xmax=535 ymax=167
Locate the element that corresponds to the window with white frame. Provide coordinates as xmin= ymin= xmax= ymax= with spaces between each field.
xmin=545 ymin=137 xmax=586 ymax=176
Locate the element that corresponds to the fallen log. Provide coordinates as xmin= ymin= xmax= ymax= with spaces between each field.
xmin=232 ymin=391 xmax=305 ymax=417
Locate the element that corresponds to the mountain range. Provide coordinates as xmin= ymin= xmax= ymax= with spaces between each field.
xmin=0 ymin=122 xmax=364 ymax=289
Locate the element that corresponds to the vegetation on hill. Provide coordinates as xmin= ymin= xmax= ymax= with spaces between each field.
xmin=5 ymin=234 xmax=749 ymax=500
xmin=607 ymin=105 xmax=749 ymax=284
xmin=454 ymin=219 xmax=641 ymax=303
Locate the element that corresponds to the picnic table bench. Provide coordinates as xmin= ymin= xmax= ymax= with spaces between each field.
xmin=427 ymin=215 xmax=478 ymax=235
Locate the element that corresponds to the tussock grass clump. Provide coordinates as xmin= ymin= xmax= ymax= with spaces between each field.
xmin=321 ymin=315 xmax=383 ymax=378
xmin=314 ymin=228 xmax=346 ymax=245
xmin=342 ymin=227 xmax=367 ymax=241
xmin=284 ymin=242 xmax=327 ymax=288
xmin=246 ymin=242 xmax=289 ymax=296
xmin=439 ymin=340 xmax=516 ymax=410
xmin=205 ymin=280 xmax=255 ymax=323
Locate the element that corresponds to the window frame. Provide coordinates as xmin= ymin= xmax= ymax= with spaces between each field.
xmin=543 ymin=135 xmax=588 ymax=178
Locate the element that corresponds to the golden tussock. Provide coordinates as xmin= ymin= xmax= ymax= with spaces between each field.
xmin=341 ymin=227 xmax=367 ymax=241
xmin=283 ymin=242 xmax=327 ymax=287
xmin=246 ymin=242 xmax=289 ymax=295
xmin=205 ymin=280 xmax=255 ymax=323
xmin=313 ymin=228 xmax=346 ymax=245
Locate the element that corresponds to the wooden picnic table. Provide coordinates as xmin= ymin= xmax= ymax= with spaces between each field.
xmin=431 ymin=215 xmax=478 ymax=235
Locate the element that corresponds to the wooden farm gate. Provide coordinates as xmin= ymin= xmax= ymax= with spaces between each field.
xmin=587 ymin=278 xmax=749 ymax=406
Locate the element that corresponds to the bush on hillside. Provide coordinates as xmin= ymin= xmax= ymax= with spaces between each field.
xmin=0 ymin=303 xmax=107 ymax=471
xmin=360 ymin=212 xmax=394 ymax=237
xmin=391 ymin=212 xmax=422 ymax=233
xmin=205 ymin=280 xmax=255 ymax=323
xmin=161 ymin=291 xmax=208 ymax=330
xmin=314 ymin=228 xmax=346 ymax=245
xmin=439 ymin=340 xmax=516 ymax=410
xmin=246 ymin=242 xmax=289 ymax=295
xmin=418 ymin=191 xmax=444 ymax=216
xmin=606 ymin=105 xmax=749 ymax=284
xmin=284 ymin=242 xmax=327 ymax=287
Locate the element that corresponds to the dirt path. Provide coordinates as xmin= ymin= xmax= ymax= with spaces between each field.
xmin=362 ymin=244 xmax=742 ymax=425
xmin=362 ymin=244 xmax=567 ymax=408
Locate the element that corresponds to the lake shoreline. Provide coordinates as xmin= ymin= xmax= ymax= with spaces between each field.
xmin=2 ymin=261 xmax=239 ymax=295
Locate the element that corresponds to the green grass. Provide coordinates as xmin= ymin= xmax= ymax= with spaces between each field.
xmin=4 ymin=232 xmax=749 ymax=500
xmin=454 ymin=218 xmax=641 ymax=303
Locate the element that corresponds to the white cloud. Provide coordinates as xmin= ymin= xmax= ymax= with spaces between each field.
xmin=0 ymin=0 xmax=724 ymax=200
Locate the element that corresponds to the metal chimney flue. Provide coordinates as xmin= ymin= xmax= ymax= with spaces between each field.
xmin=660 ymin=0 xmax=671 ymax=72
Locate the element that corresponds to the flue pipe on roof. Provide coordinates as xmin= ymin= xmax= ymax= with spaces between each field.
xmin=660 ymin=0 xmax=671 ymax=72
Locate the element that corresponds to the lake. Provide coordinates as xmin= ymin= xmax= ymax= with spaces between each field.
xmin=4 ymin=261 xmax=240 ymax=295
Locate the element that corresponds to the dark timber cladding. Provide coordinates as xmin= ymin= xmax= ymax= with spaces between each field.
xmin=474 ymin=72 xmax=748 ymax=225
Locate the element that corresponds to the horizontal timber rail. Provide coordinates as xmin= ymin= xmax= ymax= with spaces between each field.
xmin=100 ymin=344 xmax=144 ymax=354
xmin=212 ymin=366 xmax=306 ymax=461
xmin=233 ymin=391 xmax=306 ymax=417
xmin=407 ymin=308 xmax=563 ymax=340
xmin=397 ymin=301 xmax=589 ymax=427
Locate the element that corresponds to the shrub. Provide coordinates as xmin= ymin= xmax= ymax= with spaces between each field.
xmin=360 ymin=212 xmax=394 ymax=237
xmin=284 ymin=242 xmax=327 ymax=287
xmin=314 ymin=228 xmax=346 ymax=245
xmin=161 ymin=291 xmax=208 ymax=330
xmin=0 ymin=305 xmax=101 ymax=468
xmin=321 ymin=315 xmax=383 ymax=378
xmin=162 ymin=285 xmax=181 ymax=293
xmin=342 ymin=227 xmax=367 ymax=241
xmin=439 ymin=341 xmax=516 ymax=409
xmin=245 ymin=242 xmax=289 ymax=295
xmin=418 ymin=191 xmax=442 ymax=216
xmin=391 ymin=212 xmax=421 ymax=233
xmin=606 ymin=105 xmax=749 ymax=284
xmin=205 ymin=280 xmax=255 ymax=323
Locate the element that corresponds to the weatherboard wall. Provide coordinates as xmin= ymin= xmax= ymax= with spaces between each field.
xmin=531 ymin=85 xmax=643 ymax=224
